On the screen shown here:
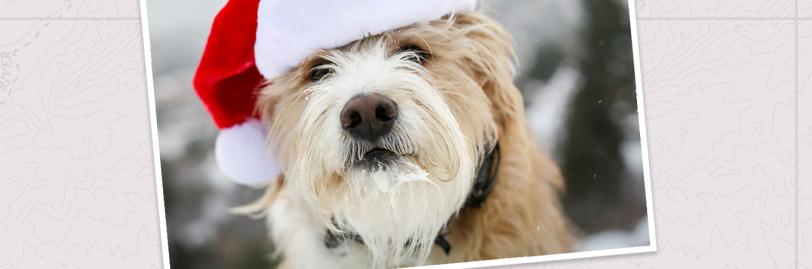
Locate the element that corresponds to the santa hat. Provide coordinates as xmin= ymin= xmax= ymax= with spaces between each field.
xmin=194 ymin=0 xmax=477 ymax=186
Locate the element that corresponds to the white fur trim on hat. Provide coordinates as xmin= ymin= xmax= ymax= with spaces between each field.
xmin=215 ymin=118 xmax=280 ymax=186
xmin=255 ymin=0 xmax=477 ymax=78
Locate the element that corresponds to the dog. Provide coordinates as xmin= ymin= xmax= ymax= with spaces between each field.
xmin=237 ymin=11 xmax=573 ymax=268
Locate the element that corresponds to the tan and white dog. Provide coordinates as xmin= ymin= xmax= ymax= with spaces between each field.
xmin=232 ymin=11 xmax=574 ymax=268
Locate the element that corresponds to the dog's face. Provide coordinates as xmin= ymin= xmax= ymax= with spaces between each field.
xmin=259 ymin=12 xmax=517 ymax=266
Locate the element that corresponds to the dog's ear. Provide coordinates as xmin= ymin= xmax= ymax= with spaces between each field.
xmin=451 ymin=12 xmax=524 ymax=132
xmin=451 ymin=12 xmax=568 ymax=196
xmin=452 ymin=13 xmax=567 ymax=192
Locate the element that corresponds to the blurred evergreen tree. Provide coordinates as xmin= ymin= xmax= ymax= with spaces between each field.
xmin=558 ymin=0 xmax=645 ymax=233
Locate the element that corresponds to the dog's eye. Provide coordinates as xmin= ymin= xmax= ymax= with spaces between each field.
xmin=308 ymin=60 xmax=333 ymax=82
xmin=398 ymin=44 xmax=430 ymax=64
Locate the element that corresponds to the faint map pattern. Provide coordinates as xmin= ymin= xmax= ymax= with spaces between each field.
xmin=0 ymin=0 xmax=162 ymax=268
xmin=513 ymin=0 xmax=809 ymax=268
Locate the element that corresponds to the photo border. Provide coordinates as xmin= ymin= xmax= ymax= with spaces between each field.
xmin=139 ymin=0 xmax=172 ymax=267
xmin=139 ymin=0 xmax=657 ymax=267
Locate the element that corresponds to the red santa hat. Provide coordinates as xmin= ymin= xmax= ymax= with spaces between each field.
xmin=194 ymin=0 xmax=477 ymax=186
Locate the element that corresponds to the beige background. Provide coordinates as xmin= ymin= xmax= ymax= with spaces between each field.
xmin=0 ymin=0 xmax=162 ymax=268
xmin=0 ymin=0 xmax=808 ymax=268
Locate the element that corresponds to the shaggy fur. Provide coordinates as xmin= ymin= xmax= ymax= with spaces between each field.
xmin=238 ymin=11 xmax=573 ymax=268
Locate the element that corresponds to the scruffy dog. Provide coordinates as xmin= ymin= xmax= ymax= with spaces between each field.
xmin=239 ymin=11 xmax=573 ymax=268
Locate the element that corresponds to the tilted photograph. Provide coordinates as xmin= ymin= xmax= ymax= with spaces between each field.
xmin=147 ymin=0 xmax=654 ymax=268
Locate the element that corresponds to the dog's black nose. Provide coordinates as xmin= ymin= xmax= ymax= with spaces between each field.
xmin=340 ymin=93 xmax=398 ymax=141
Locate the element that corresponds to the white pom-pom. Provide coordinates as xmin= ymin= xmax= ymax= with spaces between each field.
xmin=215 ymin=118 xmax=280 ymax=187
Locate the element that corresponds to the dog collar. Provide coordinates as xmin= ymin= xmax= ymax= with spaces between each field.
xmin=434 ymin=142 xmax=501 ymax=254
xmin=323 ymin=142 xmax=501 ymax=255
xmin=465 ymin=142 xmax=501 ymax=209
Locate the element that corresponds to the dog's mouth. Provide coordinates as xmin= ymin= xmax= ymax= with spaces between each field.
xmin=356 ymin=148 xmax=399 ymax=170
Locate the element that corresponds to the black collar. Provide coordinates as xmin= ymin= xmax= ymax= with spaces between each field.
xmin=324 ymin=142 xmax=501 ymax=255
xmin=434 ymin=142 xmax=500 ymax=254
xmin=464 ymin=142 xmax=501 ymax=209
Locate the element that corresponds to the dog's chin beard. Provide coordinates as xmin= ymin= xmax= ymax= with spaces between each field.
xmin=318 ymin=117 xmax=471 ymax=267
xmin=294 ymin=128 xmax=473 ymax=267
xmin=325 ymin=155 xmax=449 ymax=268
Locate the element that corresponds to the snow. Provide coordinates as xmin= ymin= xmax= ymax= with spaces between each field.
xmin=578 ymin=218 xmax=650 ymax=251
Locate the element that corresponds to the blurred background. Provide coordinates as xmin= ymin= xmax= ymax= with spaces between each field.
xmin=148 ymin=0 xmax=649 ymax=268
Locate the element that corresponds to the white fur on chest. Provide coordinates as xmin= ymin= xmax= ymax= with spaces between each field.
xmin=267 ymin=196 xmax=369 ymax=269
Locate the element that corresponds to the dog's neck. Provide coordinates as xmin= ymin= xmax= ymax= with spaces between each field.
xmin=323 ymin=142 xmax=501 ymax=255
